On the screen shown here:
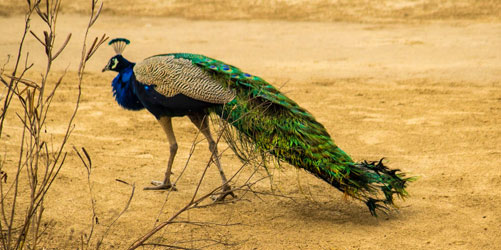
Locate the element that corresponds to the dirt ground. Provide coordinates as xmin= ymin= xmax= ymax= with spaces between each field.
xmin=1 ymin=1 xmax=500 ymax=249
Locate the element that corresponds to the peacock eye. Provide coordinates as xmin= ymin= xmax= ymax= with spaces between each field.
xmin=111 ymin=58 xmax=118 ymax=69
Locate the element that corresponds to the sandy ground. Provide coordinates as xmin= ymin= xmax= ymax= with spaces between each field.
xmin=1 ymin=1 xmax=500 ymax=249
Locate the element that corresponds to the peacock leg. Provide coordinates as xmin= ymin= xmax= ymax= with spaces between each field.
xmin=144 ymin=116 xmax=178 ymax=191
xmin=188 ymin=113 xmax=235 ymax=201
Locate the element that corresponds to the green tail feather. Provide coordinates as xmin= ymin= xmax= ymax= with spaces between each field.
xmin=170 ymin=53 xmax=416 ymax=216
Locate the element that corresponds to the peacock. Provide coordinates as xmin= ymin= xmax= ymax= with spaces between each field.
xmin=102 ymin=38 xmax=415 ymax=216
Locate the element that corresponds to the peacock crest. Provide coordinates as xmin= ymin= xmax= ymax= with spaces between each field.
xmin=109 ymin=38 xmax=130 ymax=55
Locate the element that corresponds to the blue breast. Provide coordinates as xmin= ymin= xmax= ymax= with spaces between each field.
xmin=111 ymin=66 xmax=144 ymax=110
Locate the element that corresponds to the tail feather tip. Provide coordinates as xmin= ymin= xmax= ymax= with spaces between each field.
xmin=358 ymin=158 xmax=417 ymax=216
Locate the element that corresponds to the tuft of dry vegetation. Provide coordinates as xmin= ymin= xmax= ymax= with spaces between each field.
xmin=0 ymin=0 xmax=107 ymax=248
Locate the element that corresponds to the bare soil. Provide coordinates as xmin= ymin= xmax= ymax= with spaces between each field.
xmin=0 ymin=1 xmax=500 ymax=249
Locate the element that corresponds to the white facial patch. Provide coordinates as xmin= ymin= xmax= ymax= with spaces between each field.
xmin=111 ymin=58 xmax=118 ymax=69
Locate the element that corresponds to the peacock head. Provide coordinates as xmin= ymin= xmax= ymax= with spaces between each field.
xmin=102 ymin=38 xmax=132 ymax=72
xmin=102 ymin=54 xmax=133 ymax=72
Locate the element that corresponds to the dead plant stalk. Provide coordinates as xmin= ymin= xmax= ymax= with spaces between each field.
xmin=0 ymin=0 xmax=107 ymax=249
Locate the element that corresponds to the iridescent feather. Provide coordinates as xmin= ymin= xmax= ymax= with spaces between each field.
xmin=165 ymin=53 xmax=415 ymax=215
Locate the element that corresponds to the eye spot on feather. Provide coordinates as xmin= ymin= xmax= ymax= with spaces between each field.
xmin=144 ymin=85 xmax=150 ymax=90
xmin=244 ymin=73 xmax=252 ymax=77
xmin=209 ymin=65 xmax=217 ymax=69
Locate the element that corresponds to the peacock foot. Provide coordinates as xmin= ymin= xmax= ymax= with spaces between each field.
xmin=144 ymin=180 xmax=178 ymax=191
xmin=211 ymin=185 xmax=236 ymax=202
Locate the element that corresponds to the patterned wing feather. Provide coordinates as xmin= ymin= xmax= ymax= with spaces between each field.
xmin=133 ymin=55 xmax=235 ymax=104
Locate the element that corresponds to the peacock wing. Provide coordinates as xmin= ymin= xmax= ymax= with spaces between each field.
xmin=133 ymin=55 xmax=235 ymax=104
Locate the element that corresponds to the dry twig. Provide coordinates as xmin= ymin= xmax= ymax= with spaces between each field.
xmin=0 ymin=0 xmax=107 ymax=249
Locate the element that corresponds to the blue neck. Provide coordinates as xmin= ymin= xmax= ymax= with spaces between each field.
xmin=111 ymin=65 xmax=144 ymax=110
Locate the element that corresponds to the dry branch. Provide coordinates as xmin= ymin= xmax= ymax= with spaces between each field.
xmin=0 ymin=0 xmax=107 ymax=249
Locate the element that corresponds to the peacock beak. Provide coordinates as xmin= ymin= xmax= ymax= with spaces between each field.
xmin=102 ymin=61 xmax=111 ymax=72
